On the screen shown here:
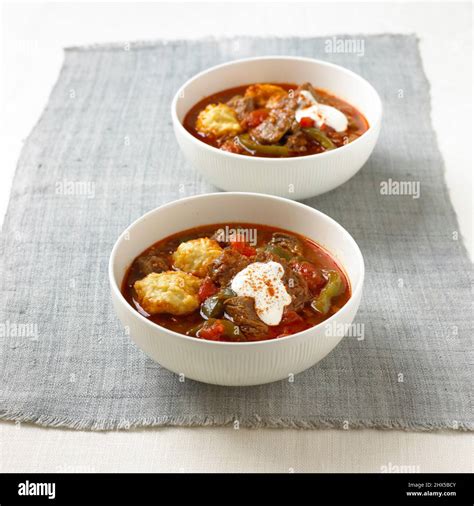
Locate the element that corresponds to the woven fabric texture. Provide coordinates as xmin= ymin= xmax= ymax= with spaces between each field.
xmin=0 ymin=35 xmax=472 ymax=430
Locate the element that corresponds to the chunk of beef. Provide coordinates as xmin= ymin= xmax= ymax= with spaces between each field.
xmin=289 ymin=119 xmax=301 ymax=134
xmin=270 ymin=232 xmax=305 ymax=256
xmin=254 ymin=250 xmax=310 ymax=311
xmin=266 ymin=93 xmax=298 ymax=111
xmin=250 ymin=108 xmax=294 ymax=145
xmin=227 ymin=95 xmax=255 ymax=122
xmin=295 ymin=82 xmax=330 ymax=107
xmin=285 ymin=131 xmax=309 ymax=153
xmin=295 ymin=82 xmax=318 ymax=98
xmin=249 ymin=90 xmax=299 ymax=144
xmin=207 ymin=248 xmax=251 ymax=287
xmin=224 ymin=296 xmax=268 ymax=339
xmin=283 ymin=267 xmax=310 ymax=312
xmin=133 ymin=254 xmax=169 ymax=278
xmin=254 ymin=249 xmax=280 ymax=264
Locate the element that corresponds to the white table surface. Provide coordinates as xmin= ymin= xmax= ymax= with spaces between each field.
xmin=0 ymin=1 xmax=472 ymax=473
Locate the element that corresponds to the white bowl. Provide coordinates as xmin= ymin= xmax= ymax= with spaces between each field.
xmin=171 ymin=56 xmax=382 ymax=200
xmin=109 ymin=193 xmax=364 ymax=386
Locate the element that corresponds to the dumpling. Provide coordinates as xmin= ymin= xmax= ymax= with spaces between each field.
xmin=244 ymin=84 xmax=287 ymax=107
xmin=172 ymin=238 xmax=223 ymax=277
xmin=134 ymin=271 xmax=202 ymax=315
xmin=195 ymin=103 xmax=243 ymax=137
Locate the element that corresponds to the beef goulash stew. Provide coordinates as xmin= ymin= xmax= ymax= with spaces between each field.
xmin=183 ymin=82 xmax=369 ymax=157
xmin=122 ymin=224 xmax=351 ymax=342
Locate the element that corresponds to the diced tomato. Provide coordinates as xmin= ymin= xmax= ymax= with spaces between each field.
xmin=230 ymin=235 xmax=257 ymax=257
xmin=231 ymin=241 xmax=257 ymax=257
xmin=220 ymin=139 xmax=244 ymax=154
xmin=299 ymin=116 xmax=315 ymax=128
xmin=245 ymin=109 xmax=269 ymax=128
xmin=270 ymin=310 xmax=311 ymax=338
xmin=292 ymin=261 xmax=326 ymax=294
xmin=280 ymin=310 xmax=304 ymax=326
xmin=275 ymin=321 xmax=311 ymax=338
xmin=198 ymin=277 xmax=218 ymax=302
xmin=280 ymin=322 xmax=311 ymax=337
xmin=198 ymin=321 xmax=225 ymax=341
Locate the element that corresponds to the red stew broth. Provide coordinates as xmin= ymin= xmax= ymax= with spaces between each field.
xmin=183 ymin=83 xmax=369 ymax=157
xmin=121 ymin=223 xmax=351 ymax=340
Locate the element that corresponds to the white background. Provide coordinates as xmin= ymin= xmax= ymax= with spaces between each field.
xmin=0 ymin=1 xmax=472 ymax=473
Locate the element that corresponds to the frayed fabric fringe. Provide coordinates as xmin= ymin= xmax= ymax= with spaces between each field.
xmin=0 ymin=410 xmax=472 ymax=432
xmin=64 ymin=33 xmax=419 ymax=53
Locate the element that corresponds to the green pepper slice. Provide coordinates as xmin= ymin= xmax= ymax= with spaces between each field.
xmin=217 ymin=287 xmax=237 ymax=300
xmin=200 ymin=296 xmax=224 ymax=319
xmin=188 ymin=318 xmax=241 ymax=340
xmin=186 ymin=321 xmax=205 ymax=337
xmin=302 ymin=127 xmax=336 ymax=150
xmin=311 ymin=270 xmax=344 ymax=314
xmin=238 ymin=134 xmax=289 ymax=156
xmin=265 ymin=243 xmax=293 ymax=261
xmin=220 ymin=319 xmax=242 ymax=339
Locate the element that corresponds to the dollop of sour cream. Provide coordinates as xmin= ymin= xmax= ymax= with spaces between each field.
xmin=296 ymin=89 xmax=348 ymax=133
xmin=231 ymin=261 xmax=292 ymax=326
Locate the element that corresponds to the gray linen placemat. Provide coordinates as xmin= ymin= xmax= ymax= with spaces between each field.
xmin=0 ymin=35 xmax=472 ymax=431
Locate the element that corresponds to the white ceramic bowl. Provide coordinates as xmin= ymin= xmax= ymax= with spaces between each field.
xmin=109 ymin=193 xmax=364 ymax=386
xmin=171 ymin=56 xmax=382 ymax=200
